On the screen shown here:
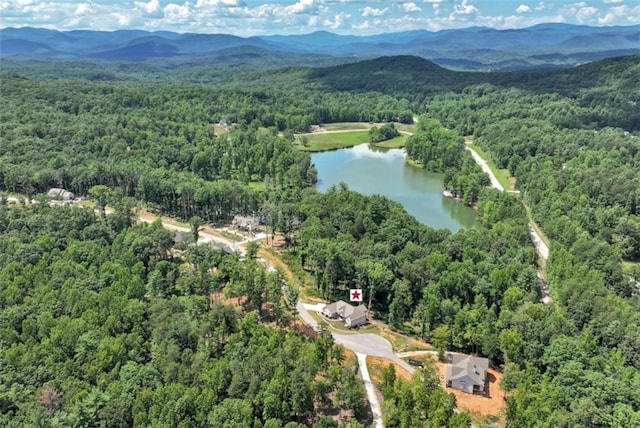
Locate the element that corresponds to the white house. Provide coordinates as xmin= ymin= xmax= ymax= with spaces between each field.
xmin=322 ymin=300 xmax=368 ymax=328
xmin=446 ymin=355 xmax=489 ymax=395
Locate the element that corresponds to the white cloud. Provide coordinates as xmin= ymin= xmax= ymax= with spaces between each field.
xmin=196 ymin=0 xmax=245 ymax=6
xmin=111 ymin=12 xmax=131 ymax=26
xmin=453 ymin=0 xmax=477 ymax=15
xmin=576 ymin=6 xmax=598 ymax=22
xmin=164 ymin=3 xmax=191 ymax=23
xmin=323 ymin=11 xmax=350 ymax=29
xmin=285 ymin=0 xmax=316 ymax=15
xmin=75 ymin=3 xmax=93 ymax=16
xmin=402 ymin=2 xmax=422 ymax=13
xmin=361 ymin=6 xmax=388 ymax=17
xmin=134 ymin=0 xmax=160 ymax=15
xmin=352 ymin=17 xmax=385 ymax=32
xmin=598 ymin=5 xmax=640 ymax=24
xmin=0 ymin=0 xmax=637 ymax=36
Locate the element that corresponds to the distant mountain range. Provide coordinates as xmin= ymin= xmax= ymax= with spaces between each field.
xmin=1 ymin=24 xmax=638 ymax=71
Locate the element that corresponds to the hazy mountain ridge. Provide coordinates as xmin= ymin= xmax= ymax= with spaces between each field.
xmin=307 ymin=54 xmax=640 ymax=117
xmin=1 ymin=24 xmax=638 ymax=70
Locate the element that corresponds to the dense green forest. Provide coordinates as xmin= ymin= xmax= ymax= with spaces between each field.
xmin=0 ymin=205 xmax=369 ymax=427
xmin=379 ymin=362 xmax=471 ymax=427
xmin=1 ymin=53 xmax=640 ymax=426
xmin=405 ymin=118 xmax=489 ymax=204
xmin=285 ymin=185 xmax=536 ymax=359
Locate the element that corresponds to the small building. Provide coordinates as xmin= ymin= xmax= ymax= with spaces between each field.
xmin=446 ymin=355 xmax=489 ymax=395
xmin=47 ymin=188 xmax=74 ymax=201
xmin=232 ymin=215 xmax=260 ymax=232
xmin=322 ymin=300 xmax=368 ymax=328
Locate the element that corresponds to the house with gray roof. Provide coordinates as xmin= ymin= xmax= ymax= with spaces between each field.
xmin=322 ymin=300 xmax=368 ymax=328
xmin=47 ymin=188 xmax=74 ymax=201
xmin=232 ymin=215 xmax=260 ymax=232
xmin=446 ymin=354 xmax=489 ymax=395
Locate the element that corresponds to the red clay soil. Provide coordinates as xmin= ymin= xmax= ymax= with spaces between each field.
xmin=368 ymin=353 xmax=506 ymax=418
xmin=367 ymin=356 xmax=413 ymax=383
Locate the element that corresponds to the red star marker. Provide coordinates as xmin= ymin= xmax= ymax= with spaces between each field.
xmin=350 ymin=289 xmax=363 ymax=302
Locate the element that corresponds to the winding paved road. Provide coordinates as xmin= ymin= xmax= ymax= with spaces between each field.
xmin=465 ymin=146 xmax=504 ymax=192
xmin=356 ymin=353 xmax=384 ymax=428
xmin=295 ymin=302 xmax=418 ymax=427
xmin=464 ymin=145 xmax=549 ymax=262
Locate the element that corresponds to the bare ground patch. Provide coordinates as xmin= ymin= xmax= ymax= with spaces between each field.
xmin=405 ymin=354 xmax=507 ymax=423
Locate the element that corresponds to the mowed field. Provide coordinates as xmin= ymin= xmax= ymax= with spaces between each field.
xmin=321 ymin=122 xmax=376 ymax=131
xmin=296 ymin=129 xmax=408 ymax=152
xmin=295 ymin=130 xmax=370 ymax=151
xmin=372 ymin=135 xmax=406 ymax=148
xmin=320 ymin=122 xmax=417 ymax=134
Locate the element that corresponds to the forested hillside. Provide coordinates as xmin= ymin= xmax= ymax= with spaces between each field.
xmin=1 ymin=52 xmax=640 ymax=426
xmin=0 ymin=205 xmax=369 ymax=427
xmin=311 ymin=54 xmax=640 ymax=131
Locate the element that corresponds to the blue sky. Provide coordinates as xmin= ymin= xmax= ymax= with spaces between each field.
xmin=1 ymin=0 xmax=638 ymax=35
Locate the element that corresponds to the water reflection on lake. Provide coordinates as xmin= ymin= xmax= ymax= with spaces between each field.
xmin=312 ymin=144 xmax=478 ymax=231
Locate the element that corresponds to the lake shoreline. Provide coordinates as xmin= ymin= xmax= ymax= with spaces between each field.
xmin=312 ymin=144 xmax=478 ymax=231
xmin=443 ymin=190 xmax=478 ymax=210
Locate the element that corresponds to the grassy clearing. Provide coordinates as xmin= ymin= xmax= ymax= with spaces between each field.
xmin=257 ymin=247 xmax=320 ymax=299
xmin=1 ymin=191 xmax=30 ymax=199
xmin=466 ymin=141 xmax=515 ymax=191
xmin=378 ymin=327 xmax=433 ymax=352
xmin=75 ymin=200 xmax=96 ymax=208
xmin=327 ymin=317 xmax=380 ymax=335
xmin=371 ymin=135 xmax=407 ymax=149
xmin=321 ymin=122 xmax=416 ymax=134
xmin=295 ymin=131 xmax=370 ymax=152
xmin=320 ymin=122 xmax=376 ymax=131
xmin=137 ymin=209 xmax=188 ymax=228
xmin=395 ymin=123 xmax=417 ymax=134
xmin=214 ymin=229 xmax=244 ymax=242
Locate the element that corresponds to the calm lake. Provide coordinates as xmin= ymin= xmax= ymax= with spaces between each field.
xmin=312 ymin=144 xmax=478 ymax=231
